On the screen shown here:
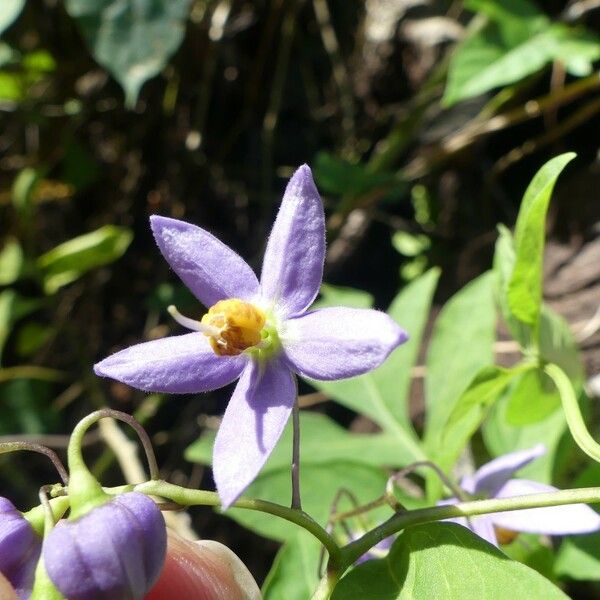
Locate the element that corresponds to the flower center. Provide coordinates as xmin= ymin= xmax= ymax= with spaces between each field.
xmin=167 ymin=299 xmax=280 ymax=358
xmin=201 ymin=299 xmax=266 ymax=356
xmin=493 ymin=526 xmax=519 ymax=545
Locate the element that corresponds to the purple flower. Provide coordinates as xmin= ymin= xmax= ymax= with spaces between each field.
xmin=94 ymin=165 xmax=407 ymax=507
xmin=43 ymin=492 xmax=166 ymax=600
xmin=0 ymin=497 xmax=41 ymax=599
xmin=443 ymin=444 xmax=600 ymax=546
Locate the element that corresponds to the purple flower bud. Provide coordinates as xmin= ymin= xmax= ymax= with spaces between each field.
xmin=0 ymin=497 xmax=42 ymax=599
xmin=43 ymin=492 xmax=166 ymax=600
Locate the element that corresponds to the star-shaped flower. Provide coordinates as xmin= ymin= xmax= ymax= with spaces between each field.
xmin=95 ymin=165 xmax=408 ymax=507
xmin=443 ymin=444 xmax=600 ymax=546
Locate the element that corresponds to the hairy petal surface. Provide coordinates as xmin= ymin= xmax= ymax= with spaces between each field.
xmin=213 ymin=359 xmax=295 ymax=508
xmin=44 ymin=493 xmax=166 ymax=600
xmin=281 ymin=307 xmax=408 ymax=380
xmin=490 ymin=479 xmax=600 ymax=535
xmin=94 ymin=333 xmax=246 ymax=394
xmin=471 ymin=444 xmax=546 ymax=497
xmin=151 ymin=216 xmax=259 ymax=308
xmin=260 ymin=165 xmax=325 ymax=317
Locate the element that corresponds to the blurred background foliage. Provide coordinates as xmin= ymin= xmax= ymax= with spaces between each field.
xmin=0 ymin=0 xmax=599 ymax=594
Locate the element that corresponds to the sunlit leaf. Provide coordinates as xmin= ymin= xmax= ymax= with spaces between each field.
xmin=262 ymin=531 xmax=321 ymax=600
xmin=331 ymin=523 xmax=568 ymax=599
xmin=37 ymin=225 xmax=133 ymax=294
xmin=508 ymin=153 xmax=575 ymax=326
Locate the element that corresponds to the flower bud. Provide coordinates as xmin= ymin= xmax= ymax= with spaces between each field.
xmin=0 ymin=497 xmax=42 ymax=599
xmin=43 ymin=492 xmax=166 ymax=600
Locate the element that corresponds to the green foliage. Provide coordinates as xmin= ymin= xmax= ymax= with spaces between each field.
xmin=64 ymin=0 xmax=192 ymax=107
xmin=229 ymin=462 xmax=389 ymax=542
xmin=441 ymin=364 xmax=531 ymax=470
xmin=37 ymin=225 xmax=133 ymax=294
xmin=424 ymin=271 xmax=496 ymax=457
xmin=505 ymin=369 xmax=560 ymax=426
xmin=331 ymin=523 xmax=568 ymax=599
xmin=262 ymin=530 xmax=321 ymax=600
xmin=186 ymin=412 xmax=411 ymax=473
xmin=314 ymin=152 xmax=397 ymax=199
xmin=309 ymin=269 xmax=440 ymax=462
xmin=507 ymin=153 xmax=575 ymax=327
xmin=0 ymin=0 xmax=25 ymax=36
xmin=444 ymin=1 xmax=600 ymax=105
xmin=0 ymin=238 xmax=24 ymax=285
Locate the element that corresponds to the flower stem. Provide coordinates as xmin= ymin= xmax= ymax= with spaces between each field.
xmin=135 ymin=479 xmax=342 ymax=568
xmin=544 ymin=362 xmax=600 ymax=463
xmin=291 ymin=382 xmax=302 ymax=510
xmin=340 ymin=485 xmax=600 ymax=568
xmin=0 ymin=441 xmax=68 ymax=484
xmin=68 ymin=409 xmax=160 ymax=519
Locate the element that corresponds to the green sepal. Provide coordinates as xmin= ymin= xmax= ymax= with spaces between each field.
xmin=30 ymin=557 xmax=65 ymax=600
xmin=23 ymin=496 xmax=70 ymax=537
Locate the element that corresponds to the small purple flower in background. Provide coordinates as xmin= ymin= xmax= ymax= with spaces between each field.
xmin=43 ymin=492 xmax=166 ymax=600
xmin=0 ymin=497 xmax=41 ymax=599
xmin=95 ymin=165 xmax=408 ymax=507
xmin=442 ymin=444 xmax=600 ymax=546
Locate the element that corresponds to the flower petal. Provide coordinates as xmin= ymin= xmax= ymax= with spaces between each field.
xmin=213 ymin=359 xmax=295 ymax=508
xmin=150 ymin=215 xmax=259 ymax=308
xmin=281 ymin=307 xmax=408 ymax=380
xmin=469 ymin=516 xmax=499 ymax=546
xmin=44 ymin=493 xmax=166 ymax=600
xmin=94 ymin=333 xmax=246 ymax=393
xmin=490 ymin=479 xmax=600 ymax=535
xmin=471 ymin=444 xmax=546 ymax=497
xmin=260 ymin=165 xmax=325 ymax=317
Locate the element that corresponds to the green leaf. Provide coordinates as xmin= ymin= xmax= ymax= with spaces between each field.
xmin=309 ymin=270 xmax=440 ymax=462
xmin=483 ymin=392 xmax=567 ymax=483
xmin=185 ymin=412 xmax=412 ymax=473
xmin=492 ymin=224 xmax=530 ymax=348
xmin=508 ymin=153 xmax=575 ymax=326
xmin=226 ymin=462 xmax=390 ymax=541
xmin=37 ymin=225 xmax=133 ymax=294
xmin=440 ymin=364 xmax=531 ymax=470
xmin=12 ymin=167 xmax=39 ymax=219
xmin=314 ymin=152 xmax=396 ymax=199
xmin=554 ymin=462 xmax=600 ymax=580
xmin=0 ymin=290 xmax=42 ymax=364
xmin=262 ymin=530 xmax=321 ymax=600
xmin=0 ymin=0 xmax=25 ymax=36
xmin=424 ymin=271 xmax=496 ymax=452
xmin=444 ymin=18 xmax=599 ymax=106
xmin=64 ymin=0 xmax=191 ymax=107
xmin=311 ymin=283 xmax=374 ymax=311
xmin=332 ymin=523 xmax=568 ymax=599
xmin=539 ymin=305 xmax=583 ymax=386
xmin=0 ymin=378 xmax=59 ymax=434
xmin=505 ymin=368 xmax=560 ymax=426
xmin=0 ymin=238 xmax=24 ymax=285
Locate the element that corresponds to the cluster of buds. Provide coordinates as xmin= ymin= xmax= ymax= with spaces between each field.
xmin=0 ymin=411 xmax=167 ymax=599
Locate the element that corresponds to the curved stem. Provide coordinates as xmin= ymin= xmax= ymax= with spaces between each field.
xmin=0 ymin=442 xmax=68 ymax=484
xmin=340 ymin=486 xmax=600 ymax=568
xmin=70 ymin=409 xmax=159 ymax=481
xmin=544 ymin=362 xmax=600 ymax=463
xmin=135 ymin=479 xmax=343 ymax=569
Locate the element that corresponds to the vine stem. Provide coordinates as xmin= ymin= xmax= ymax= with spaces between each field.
xmin=0 ymin=442 xmax=68 ymax=484
xmin=134 ymin=479 xmax=343 ymax=568
xmin=340 ymin=486 xmax=600 ymax=568
xmin=544 ymin=362 xmax=600 ymax=463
